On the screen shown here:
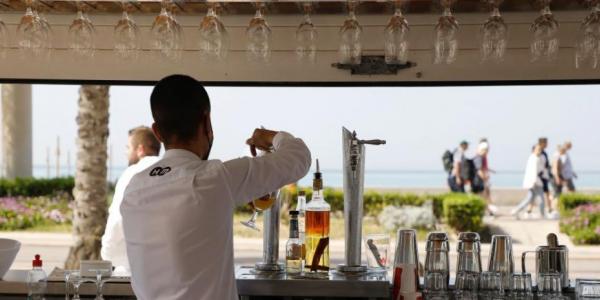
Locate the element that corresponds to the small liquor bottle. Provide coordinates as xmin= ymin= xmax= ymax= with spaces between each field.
xmin=295 ymin=190 xmax=306 ymax=259
xmin=286 ymin=211 xmax=303 ymax=275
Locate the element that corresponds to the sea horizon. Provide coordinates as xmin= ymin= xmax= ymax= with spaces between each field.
xmin=31 ymin=166 xmax=600 ymax=189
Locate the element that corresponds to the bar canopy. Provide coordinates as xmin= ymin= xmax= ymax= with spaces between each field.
xmin=0 ymin=0 xmax=597 ymax=85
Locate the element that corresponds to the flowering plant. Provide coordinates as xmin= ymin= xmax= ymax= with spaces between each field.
xmin=0 ymin=196 xmax=72 ymax=230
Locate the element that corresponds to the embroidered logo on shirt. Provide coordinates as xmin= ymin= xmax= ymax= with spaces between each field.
xmin=149 ymin=167 xmax=172 ymax=176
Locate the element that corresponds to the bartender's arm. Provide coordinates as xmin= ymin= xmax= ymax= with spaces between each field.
xmin=223 ymin=128 xmax=312 ymax=206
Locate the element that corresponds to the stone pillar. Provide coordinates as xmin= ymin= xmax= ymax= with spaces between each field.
xmin=1 ymin=84 xmax=33 ymax=179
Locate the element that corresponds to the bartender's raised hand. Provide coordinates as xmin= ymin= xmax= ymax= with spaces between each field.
xmin=246 ymin=128 xmax=278 ymax=157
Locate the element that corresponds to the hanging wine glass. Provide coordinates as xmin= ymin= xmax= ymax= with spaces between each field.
xmin=481 ymin=0 xmax=508 ymax=63
xmin=433 ymin=0 xmax=459 ymax=64
xmin=69 ymin=1 xmax=96 ymax=58
xmin=0 ymin=16 xmax=8 ymax=58
xmin=530 ymin=0 xmax=559 ymax=63
xmin=296 ymin=3 xmax=318 ymax=63
xmin=246 ymin=3 xmax=272 ymax=63
xmin=151 ymin=0 xmax=181 ymax=61
xmin=384 ymin=0 xmax=409 ymax=64
xmin=16 ymin=0 xmax=50 ymax=57
xmin=33 ymin=1 xmax=53 ymax=57
xmin=575 ymin=1 xmax=600 ymax=69
xmin=169 ymin=2 xmax=184 ymax=53
xmin=199 ymin=3 xmax=229 ymax=60
xmin=114 ymin=1 xmax=140 ymax=60
xmin=339 ymin=1 xmax=362 ymax=65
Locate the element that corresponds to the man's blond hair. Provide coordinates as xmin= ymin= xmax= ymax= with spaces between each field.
xmin=129 ymin=126 xmax=160 ymax=155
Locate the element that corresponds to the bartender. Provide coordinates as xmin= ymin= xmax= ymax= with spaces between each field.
xmin=120 ymin=75 xmax=312 ymax=300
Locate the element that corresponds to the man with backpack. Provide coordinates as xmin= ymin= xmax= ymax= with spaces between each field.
xmin=444 ymin=140 xmax=470 ymax=193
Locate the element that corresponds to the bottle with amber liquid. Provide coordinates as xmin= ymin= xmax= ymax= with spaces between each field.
xmin=304 ymin=159 xmax=330 ymax=274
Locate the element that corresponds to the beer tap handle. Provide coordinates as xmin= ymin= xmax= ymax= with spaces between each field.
xmin=358 ymin=139 xmax=387 ymax=145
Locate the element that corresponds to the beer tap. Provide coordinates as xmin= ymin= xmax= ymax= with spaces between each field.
xmin=338 ymin=127 xmax=386 ymax=274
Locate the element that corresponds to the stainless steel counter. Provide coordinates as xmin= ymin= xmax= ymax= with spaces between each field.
xmin=236 ymin=266 xmax=390 ymax=299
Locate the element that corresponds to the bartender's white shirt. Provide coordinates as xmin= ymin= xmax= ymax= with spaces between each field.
xmin=101 ymin=155 xmax=160 ymax=275
xmin=121 ymin=132 xmax=311 ymax=300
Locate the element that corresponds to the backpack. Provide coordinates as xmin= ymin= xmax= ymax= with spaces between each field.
xmin=461 ymin=158 xmax=476 ymax=182
xmin=442 ymin=150 xmax=454 ymax=173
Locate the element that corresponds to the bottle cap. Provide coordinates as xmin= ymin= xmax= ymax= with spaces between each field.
xmin=289 ymin=210 xmax=299 ymax=216
xmin=32 ymin=254 xmax=42 ymax=267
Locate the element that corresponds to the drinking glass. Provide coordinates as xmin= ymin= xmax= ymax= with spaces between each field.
xmin=64 ymin=269 xmax=73 ymax=300
xmin=90 ymin=269 xmax=111 ymax=300
xmin=199 ymin=4 xmax=229 ymax=60
xmin=296 ymin=3 xmax=317 ymax=63
xmin=16 ymin=0 xmax=51 ymax=57
xmin=481 ymin=0 xmax=508 ymax=63
xmin=114 ymin=2 xmax=140 ymax=60
xmin=433 ymin=0 xmax=459 ymax=64
xmin=480 ymin=271 xmax=504 ymax=298
xmin=510 ymin=272 xmax=533 ymax=297
xmin=424 ymin=271 xmax=448 ymax=293
xmin=538 ymin=272 xmax=562 ymax=298
xmin=339 ymin=1 xmax=362 ymax=65
xmin=69 ymin=2 xmax=96 ymax=58
xmin=575 ymin=2 xmax=600 ymax=69
xmin=530 ymin=0 xmax=559 ymax=63
xmin=455 ymin=271 xmax=480 ymax=292
xmin=364 ymin=233 xmax=390 ymax=271
xmin=384 ymin=3 xmax=409 ymax=64
xmin=246 ymin=3 xmax=271 ymax=63
xmin=68 ymin=271 xmax=84 ymax=300
xmin=240 ymin=191 xmax=277 ymax=231
xmin=151 ymin=0 xmax=181 ymax=61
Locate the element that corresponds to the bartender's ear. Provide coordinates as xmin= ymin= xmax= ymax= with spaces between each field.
xmin=203 ymin=113 xmax=213 ymax=140
xmin=151 ymin=123 xmax=164 ymax=143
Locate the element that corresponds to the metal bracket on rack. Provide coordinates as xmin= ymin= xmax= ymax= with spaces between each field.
xmin=332 ymin=55 xmax=416 ymax=75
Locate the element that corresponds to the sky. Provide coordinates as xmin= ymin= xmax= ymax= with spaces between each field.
xmin=0 ymin=84 xmax=599 ymax=176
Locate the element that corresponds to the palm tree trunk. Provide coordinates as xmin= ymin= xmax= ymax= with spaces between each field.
xmin=65 ymin=85 xmax=110 ymax=269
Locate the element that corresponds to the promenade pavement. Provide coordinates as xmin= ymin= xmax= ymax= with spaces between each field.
xmin=2 ymin=207 xmax=599 ymax=280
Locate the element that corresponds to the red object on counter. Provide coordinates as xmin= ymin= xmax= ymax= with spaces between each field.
xmin=392 ymin=264 xmax=420 ymax=300
xmin=32 ymin=254 xmax=43 ymax=267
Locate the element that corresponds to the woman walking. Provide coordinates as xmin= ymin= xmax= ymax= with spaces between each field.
xmin=511 ymin=144 xmax=546 ymax=219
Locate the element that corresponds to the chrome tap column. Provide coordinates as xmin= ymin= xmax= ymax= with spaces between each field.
xmin=337 ymin=127 xmax=386 ymax=273
xmin=255 ymin=190 xmax=284 ymax=272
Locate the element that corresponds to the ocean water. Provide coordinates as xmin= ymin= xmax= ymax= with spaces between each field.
xmin=32 ymin=166 xmax=600 ymax=189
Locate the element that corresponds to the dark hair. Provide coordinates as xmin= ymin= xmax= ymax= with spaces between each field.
xmin=129 ymin=126 xmax=161 ymax=155
xmin=150 ymin=75 xmax=211 ymax=144
xmin=538 ymin=137 xmax=548 ymax=144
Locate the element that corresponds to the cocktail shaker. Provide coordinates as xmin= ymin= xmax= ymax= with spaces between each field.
xmin=424 ymin=232 xmax=450 ymax=292
xmin=488 ymin=235 xmax=514 ymax=288
xmin=392 ymin=229 xmax=421 ymax=300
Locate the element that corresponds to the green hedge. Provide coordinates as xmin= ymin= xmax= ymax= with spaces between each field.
xmin=240 ymin=187 xmax=485 ymax=233
xmin=0 ymin=177 xmax=75 ymax=198
xmin=558 ymin=193 xmax=600 ymax=216
xmin=559 ymin=194 xmax=600 ymax=245
xmin=443 ymin=194 xmax=486 ymax=232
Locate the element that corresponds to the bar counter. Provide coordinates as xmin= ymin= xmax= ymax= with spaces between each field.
xmin=0 ymin=268 xmax=584 ymax=299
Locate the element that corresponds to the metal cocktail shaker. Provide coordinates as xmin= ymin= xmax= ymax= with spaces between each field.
xmin=488 ymin=235 xmax=514 ymax=289
xmin=392 ymin=229 xmax=421 ymax=300
xmin=424 ymin=232 xmax=450 ymax=293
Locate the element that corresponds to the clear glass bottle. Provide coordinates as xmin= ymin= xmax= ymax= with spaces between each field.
xmin=27 ymin=254 xmax=47 ymax=300
xmin=295 ymin=190 xmax=307 ymax=260
xmin=304 ymin=159 xmax=330 ymax=274
xmin=286 ymin=210 xmax=304 ymax=275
